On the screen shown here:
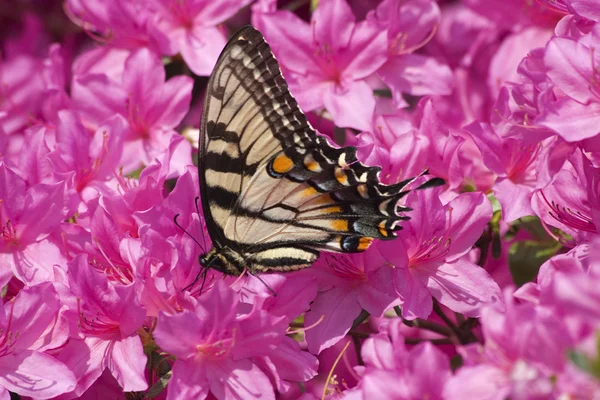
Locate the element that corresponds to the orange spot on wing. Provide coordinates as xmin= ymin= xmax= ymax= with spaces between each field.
xmin=357 ymin=184 xmax=368 ymax=198
xmin=358 ymin=237 xmax=373 ymax=251
xmin=302 ymin=186 xmax=318 ymax=197
xmin=379 ymin=221 xmax=388 ymax=237
xmin=272 ymin=154 xmax=294 ymax=174
xmin=335 ymin=168 xmax=348 ymax=185
xmin=322 ymin=206 xmax=343 ymax=214
xmin=313 ymin=193 xmax=333 ymax=204
xmin=305 ymin=160 xmax=321 ymax=172
xmin=330 ymin=219 xmax=349 ymax=231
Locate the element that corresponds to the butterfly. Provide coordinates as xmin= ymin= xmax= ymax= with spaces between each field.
xmin=197 ymin=26 xmax=439 ymax=277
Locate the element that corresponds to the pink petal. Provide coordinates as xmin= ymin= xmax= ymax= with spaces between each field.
xmin=107 ymin=335 xmax=148 ymax=392
xmin=357 ymin=266 xmax=398 ymax=315
xmin=493 ymin=178 xmax=534 ymax=222
xmin=289 ymin=76 xmax=332 ymax=113
xmin=570 ymin=0 xmax=600 ymax=20
xmin=0 ymin=162 xmax=26 ymax=219
xmin=17 ymin=127 xmax=53 ymax=185
xmin=537 ymin=97 xmax=600 ymax=141
xmin=263 ymin=337 xmax=318 ymax=382
xmin=123 ymin=48 xmax=165 ymax=103
xmin=193 ymin=0 xmax=254 ymax=25
xmin=56 ymin=337 xmax=107 ymax=398
xmin=52 ymin=111 xmax=91 ymax=173
xmin=362 ymin=370 xmax=406 ymax=398
xmin=0 ymin=350 xmax=76 ymax=399
xmin=206 ymin=358 xmax=275 ymax=400
xmin=544 ymin=36 xmax=597 ymax=104
xmin=393 ymin=266 xmax=432 ymax=320
xmin=154 ymin=314 xmax=212 ymax=358
xmin=72 ymin=46 xmax=130 ymax=82
xmin=446 ymin=192 xmax=492 ymax=261
xmin=12 ymin=239 xmax=67 ymax=285
xmin=18 ymin=181 xmax=67 ymax=243
xmin=323 ymin=81 xmax=375 ymax=131
xmin=419 ymin=258 xmax=503 ymax=317
xmin=408 ymin=342 xmax=450 ymax=396
xmin=443 ymin=364 xmax=510 ymax=400
xmin=149 ymin=75 xmax=193 ymax=130
xmin=9 ymin=283 xmax=60 ymax=351
xmin=488 ymin=27 xmax=553 ymax=96
xmin=360 ymin=333 xmax=396 ymax=370
xmin=304 ymin=286 xmax=362 ymax=354
xmin=378 ymin=54 xmax=452 ymax=106
xmin=253 ymin=10 xmax=316 ymax=75
xmin=179 ymin=26 xmax=227 ymax=76
xmin=312 ymin=0 xmax=355 ymax=51
xmin=342 ymin=19 xmax=388 ymax=80
xmin=70 ymin=73 xmax=127 ymax=127
xmin=167 ymin=359 xmax=209 ymax=400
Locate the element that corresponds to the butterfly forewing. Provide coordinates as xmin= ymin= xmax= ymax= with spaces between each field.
xmin=199 ymin=26 xmax=414 ymax=274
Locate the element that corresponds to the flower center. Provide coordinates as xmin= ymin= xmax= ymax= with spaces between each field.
xmin=77 ymin=299 xmax=120 ymax=337
xmin=0 ymin=200 xmax=18 ymax=248
xmin=540 ymin=191 xmax=596 ymax=234
xmin=328 ymin=255 xmax=367 ymax=281
xmin=0 ymin=302 xmax=18 ymax=357
xmin=197 ymin=329 xmax=236 ymax=358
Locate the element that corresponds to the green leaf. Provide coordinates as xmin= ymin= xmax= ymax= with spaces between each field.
xmin=127 ymin=166 xmax=144 ymax=179
xmin=508 ymin=240 xmax=561 ymax=286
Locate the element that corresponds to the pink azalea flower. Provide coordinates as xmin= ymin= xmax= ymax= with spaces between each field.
xmin=154 ymin=281 xmax=317 ymax=399
xmin=466 ymin=121 xmax=541 ymax=222
xmin=0 ymin=282 xmax=76 ymax=399
xmin=538 ymin=0 xmax=599 ymax=22
xmin=444 ymin=292 xmax=574 ymax=400
xmin=65 ymin=0 xmax=170 ymax=52
xmin=149 ymin=0 xmax=254 ymax=75
xmin=380 ymin=189 xmax=502 ymax=319
xmin=0 ymin=162 xmax=69 ymax=285
xmin=464 ymin=0 xmax=563 ymax=30
xmin=303 ymin=251 xmax=399 ymax=354
xmin=49 ymin=111 xmax=127 ymax=201
xmin=71 ymin=47 xmax=193 ymax=173
xmin=253 ymin=0 xmax=388 ymax=131
xmin=537 ymin=23 xmax=600 ymax=141
xmin=240 ymin=272 xmax=318 ymax=320
xmin=0 ymin=53 xmax=45 ymax=138
xmin=531 ymin=150 xmax=600 ymax=247
xmin=343 ymin=319 xmax=451 ymax=399
xmin=57 ymin=254 xmax=147 ymax=397
xmin=369 ymin=0 xmax=453 ymax=108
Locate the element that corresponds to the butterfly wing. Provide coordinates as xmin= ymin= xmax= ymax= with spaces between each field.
xmin=200 ymin=26 xmax=415 ymax=273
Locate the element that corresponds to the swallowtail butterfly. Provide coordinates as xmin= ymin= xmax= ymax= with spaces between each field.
xmin=198 ymin=26 xmax=433 ymax=276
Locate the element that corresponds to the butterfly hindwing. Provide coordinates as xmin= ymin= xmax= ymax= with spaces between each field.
xmin=199 ymin=26 xmax=416 ymax=274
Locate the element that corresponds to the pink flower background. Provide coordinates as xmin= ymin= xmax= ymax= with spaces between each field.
xmin=1 ymin=0 xmax=599 ymax=398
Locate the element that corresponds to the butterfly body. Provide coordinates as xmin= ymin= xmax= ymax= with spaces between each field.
xmin=197 ymin=26 xmax=421 ymax=277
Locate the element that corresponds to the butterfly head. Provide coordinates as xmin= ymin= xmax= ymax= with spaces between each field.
xmin=199 ymin=247 xmax=245 ymax=276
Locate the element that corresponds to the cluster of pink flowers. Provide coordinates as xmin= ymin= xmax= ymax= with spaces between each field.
xmin=0 ymin=0 xmax=599 ymax=398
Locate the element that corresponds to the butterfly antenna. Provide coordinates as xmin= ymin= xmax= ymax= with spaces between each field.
xmin=194 ymin=197 xmax=209 ymax=253
xmin=249 ymin=270 xmax=278 ymax=297
xmin=173 ymin=214 xmax=205 ymax=252
xmin=194 ymin=196 xmax=201 ymax=215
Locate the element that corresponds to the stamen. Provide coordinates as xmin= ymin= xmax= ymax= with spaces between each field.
xmin=321 ymin=341 xmax=351 ymax=400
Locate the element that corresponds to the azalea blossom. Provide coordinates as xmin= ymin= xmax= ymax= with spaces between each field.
xmin=154 ymin=281 xmax=317 ymax=399
xmin=380 ymin=188 xmax=502 ymax=319
xmin=254 ymin=0 xmax=388 ymax=131
xmin=0 ymin=0 xmax=599 ymax=399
